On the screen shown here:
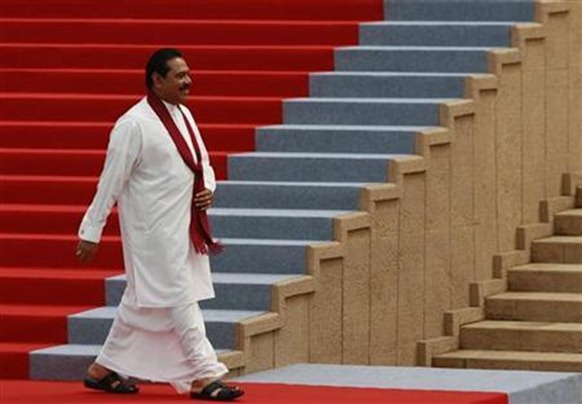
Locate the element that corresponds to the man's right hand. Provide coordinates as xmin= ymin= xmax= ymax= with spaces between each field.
xmin=76 ymin=240 xmax=99 ymax=263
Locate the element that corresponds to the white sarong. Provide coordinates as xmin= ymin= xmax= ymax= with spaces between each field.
xmin=96 ymin=298 xmax=228 ymax=393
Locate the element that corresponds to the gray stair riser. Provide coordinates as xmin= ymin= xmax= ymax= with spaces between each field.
xmin=256 ymin=127 xmax=416 ymax=154
xmin=30 ymin=352 xmax=96 ymax=381
xmin=228 ymin=155 xmax=390 ymax=183
xmin=361 ymin=23 xmax=511 ymax=47
xmin=461 ymin=328 xmax=582 ymax=353
xmin=336 ymin=48 xmax=489 ymax=73
xmin=384 ymin=0 xmax=534 ymax=22
xmin=210 ymin=242 xmax=307 ymax=274
xmin=67 ymin=316 xmax=236 ymax=349
xmin=214 ymin=182 xmax=361 ymax=210
xmin=106 ymin=277 xmax=273 ymax=311
xmin=310 ymin=73 xmax=465 ymax=98
xmin=0 ymin=209 xmax=332 ymax=241
xmin=284 ymin=100 xmax=440 ymax=126
xmin=210 ymin=214 xmax=334 ymax=241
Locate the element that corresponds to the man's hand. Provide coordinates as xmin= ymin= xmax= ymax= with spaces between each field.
xmin=194 ymin=189 xmax=214 ymax=211
xmin=76 ymin=240 xmax=99 ymax=263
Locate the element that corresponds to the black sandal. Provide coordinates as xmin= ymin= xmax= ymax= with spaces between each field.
xmin=84 ymin=371 xmax=140 ymax=394
xmin=190 ymin=380 xmax=244 ymax=401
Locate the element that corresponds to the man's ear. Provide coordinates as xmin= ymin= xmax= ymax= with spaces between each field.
xmin=152 ymin=72 xmax=163 ymax=89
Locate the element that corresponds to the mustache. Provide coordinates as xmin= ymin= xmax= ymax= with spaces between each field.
xmin=180 ymin=84 xmax=191 ymax=91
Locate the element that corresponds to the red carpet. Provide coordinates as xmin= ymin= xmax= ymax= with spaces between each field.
xmin=0 ymin=381 xmax=508 ymax=404
xmin=0 ymin=0 xmax=385 ymax=380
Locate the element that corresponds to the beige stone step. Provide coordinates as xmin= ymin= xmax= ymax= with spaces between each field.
xmin=461 ymin=320 xmax=582 ymax=353
xmin=508 ymin=263 xmax=582 ymax=293
xmin=433 ymin=350 xmax=582 ymax=372
xmin=486 ymin=292 xmax=582 ymax=322
xmin=531 ymin=236 xmax=582 ymax=264
xmin=554 ymin=209 xmax=582 ymax=236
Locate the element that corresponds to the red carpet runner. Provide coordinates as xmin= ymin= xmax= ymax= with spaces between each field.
xmin=0 ymin=381 xmax=508 ymax=404
xmin=0 ymin=0 xmax=384 ymax=379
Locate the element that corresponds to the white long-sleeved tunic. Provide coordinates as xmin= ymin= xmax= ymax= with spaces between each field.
xmin=79 ymin=97 xmax=216 ymax=308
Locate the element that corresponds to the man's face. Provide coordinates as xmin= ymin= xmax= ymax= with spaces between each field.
xmin=153 ymin=57 xmax=192 ymax=105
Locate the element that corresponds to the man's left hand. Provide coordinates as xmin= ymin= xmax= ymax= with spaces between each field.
xmin=194 ymin=189 xmax=214 ymax=211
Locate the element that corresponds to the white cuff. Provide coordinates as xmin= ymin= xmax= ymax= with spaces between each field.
xmin=78 ymin=221 xmax=103 ymax=243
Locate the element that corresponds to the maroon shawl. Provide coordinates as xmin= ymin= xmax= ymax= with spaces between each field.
xmin=147 ymin=91 xmax=221 ymax=255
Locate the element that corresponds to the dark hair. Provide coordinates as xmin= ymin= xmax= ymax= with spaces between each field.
xmin=145 ymin=48 xmax=183 ymax=89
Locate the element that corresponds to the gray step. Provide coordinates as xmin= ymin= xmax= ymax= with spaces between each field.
xmin=361 ymin=21 xmax=512 ymax=47
xmin=67 ymin=307 xmax=263 ymax=350
xmin=228 ymin=152 xmax=402 ymax=183
xmin=554 ymin=210 xmax=582 ymax=236
xmin=29 ymin=344 xmax=233 ymax=380
xmin=508 ymin=263 xmax=582 ymax=293
xmin=256 ymin=124 xmax=425 ymax=154
xmin=283 ymin=98 xmax=453 ymax=126
xmin=460 ymin=320 xmax=582 ymax=353
xmin=531 ymin=236 xmax=582 ymax=264
xmin=210 ymin=238 xmax=315 ymax=274
xmin=105 ymin=272 xmax=303 ymax=311
xmin=336 ymin=46 xmax=490 ymax=73
xmin=209 ymin=208 xmax=347 ymax=241
xmin=486 ymin=292 xmax=582 ymax=323
xmin=384 ymin=0 xmax=534 ymax=22
xmin=310 ymin=72 xmax=466 ymax=98
xmin=214 ymin=180 xmax=362 ymax=210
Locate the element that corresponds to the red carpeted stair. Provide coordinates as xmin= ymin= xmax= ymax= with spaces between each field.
xmin=0 ymin=0 xmax=384 ymax=379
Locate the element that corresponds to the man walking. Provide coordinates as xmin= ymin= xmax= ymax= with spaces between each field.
xmin=75 ymin=48 xmax=244 ymax=401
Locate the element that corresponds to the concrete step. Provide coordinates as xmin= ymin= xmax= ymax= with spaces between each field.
xmin=486 ymin=292 xmax=582 ymax=323
xmin=283 ymin=97 xmax=453 ymax=126
xmin=360 ymin=21 xmax=512 ymax=47
xmin=335 ymin=46 xmax=490 ymax=73
xmin=228 ymin=152 xmax=401 ymax=183
xmin=508 ymin=263 xmax=582 ymax=293
xmin=461 ymin=320 xmax=582 ymax=353
xmin=531 ymin=236 xmax=582 ymax=264
xmin=0 ymin=234 xmax=313 ymax=274
xmin=0 ymin=176 xmax=362 ymax=211
xmin=105 ymin=272 xmax=302 ymax=311
xmin=256 ymin=124 xmax=427 ymax=154
xmin=211 ymin=208 xmax=346 ymax=241
xmin=554 ymin=209 xmax=582 ymax=236
xmin=211 ymin=238 xmax=316 ymax=274
xmin=310 ymin=72 xmax=467 ymax=98
xmin=67 ymin=306 xmax=263 ymax=350
xmin=433 ymin=350 xmax=582 ymax=373
xmin=385 ymin=0 xmax=534 ymax=22
xmin=0 ymin=204 xmax=345 ymax=241
xmin=29 ymin=344 xmax=238 ymax=380
xmin=215 ymin=180 xmax=362 ymax=210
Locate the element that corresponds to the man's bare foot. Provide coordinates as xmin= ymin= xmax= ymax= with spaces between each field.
xmin=87 ymin=362 xmax=111 ymax=379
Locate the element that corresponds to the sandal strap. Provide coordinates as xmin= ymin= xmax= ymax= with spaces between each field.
xmin=101 ymin=371 xmax=135 ymax=392
xmin=200 ymin=380 xmax=227 ymax=396
xmin=199 ymin=380 xmax=241 ymax=400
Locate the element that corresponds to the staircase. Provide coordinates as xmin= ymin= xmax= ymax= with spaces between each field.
xmin=0 ymin=0 xmax=383 ymax=379
xmin=434 ymin=188 xmax=582 ymax=372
